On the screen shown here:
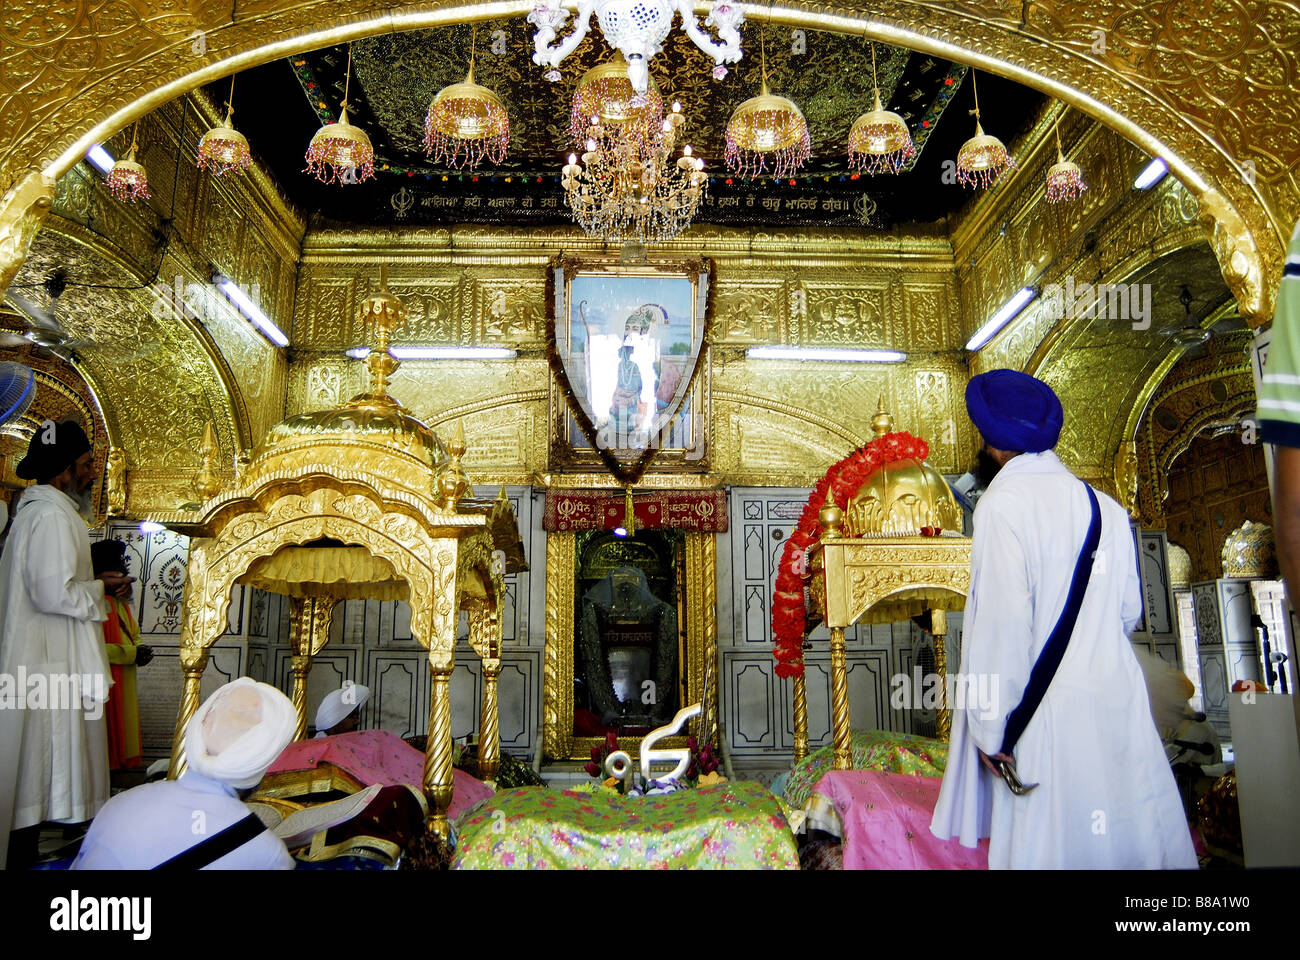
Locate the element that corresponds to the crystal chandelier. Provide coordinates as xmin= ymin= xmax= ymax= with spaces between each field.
xmin=1045 ymin=113 xmax=1086 ymax=203
xmin=305 ymin=43 xmax=376 ymax=184
xmin=847 ymin=43 xmax=915 ymax=176
xmin=197 ymin=76 xmax=252 ymax=176
xmin=529 ymin=0 xmax=744 ymax=94
xmin=107 ymin=123 xmax=150 ymax=202
xmin=955 ymin=71 xmax=1016 ymax=189
xmin=424 ymin=33 xmax=510 ymax=170
xmin=561 ymin=70 xmax=706 ymax=244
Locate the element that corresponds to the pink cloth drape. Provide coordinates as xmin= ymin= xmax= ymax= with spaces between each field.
xmin=814 ymin=769 xmax=989 ymax=870
xmin=267 ymin=729 xmax=494 ymax=821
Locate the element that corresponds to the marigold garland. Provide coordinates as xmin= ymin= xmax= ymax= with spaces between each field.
xmin=771 ymin=431 xmax=930 ymax=678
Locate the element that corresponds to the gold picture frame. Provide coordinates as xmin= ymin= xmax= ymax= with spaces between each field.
xmin=545 ymin=255 xmax=714 ymax=482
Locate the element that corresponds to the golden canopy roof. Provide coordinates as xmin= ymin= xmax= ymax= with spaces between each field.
xmin=171 ymin=267 xmax=488 ymax=550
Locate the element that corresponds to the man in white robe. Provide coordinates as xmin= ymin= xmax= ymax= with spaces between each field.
xmin=0 ymin=420 xmax=134 ymax=869
xmin=73 ymin=677 xmax=297 ymax=869
xmin=930 ymin=369 xmax=1197 ymax=869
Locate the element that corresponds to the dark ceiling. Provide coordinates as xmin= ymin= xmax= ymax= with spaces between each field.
xmin=206 ymin=19 xmax=1047 ymax=230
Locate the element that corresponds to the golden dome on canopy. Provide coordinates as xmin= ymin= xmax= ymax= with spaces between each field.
xmin=240 ymin=267 xmax=459 ymax=503
xmin=842 ymin=403 xmax=962 ymax=538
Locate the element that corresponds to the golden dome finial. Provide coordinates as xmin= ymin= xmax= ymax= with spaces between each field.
xmin=355 ymin=265 xmax=406 ymax=404
xmin=871 ymin=396 xmax=894 ymax=437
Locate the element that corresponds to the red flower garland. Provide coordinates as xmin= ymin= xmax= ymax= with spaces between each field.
xmin=770 ymin=431 xmax=930 ymax=678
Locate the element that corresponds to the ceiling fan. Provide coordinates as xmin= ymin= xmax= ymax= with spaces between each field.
xmin=1155 ymin=284 xmax=1211 ymax=347
xmin=1 ymin=269 xmax=155 ymax=361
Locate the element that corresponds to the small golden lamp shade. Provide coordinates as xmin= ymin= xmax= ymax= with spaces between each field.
xmin=107 ymin=124 xmax=150 ymax=202
xmin=304 ymin=43 xmax=375 ymax=185
xmin=848 ymin=90 xmax=916 ymax=175
xmin=198 ymin=77 xmax=252 ymax=176
xmin=305 ymin=107 xmax=376 ymax=184
xmin=1044 ymin=116 xmax=1086 ymax=203
xmin=569 ymin=58 xmax=664 ymax=146
xmin=424 ymin=64 xmax=510 ymax=169
xmin=724 ymin=82 xmax=811 ymax=180
xmin=954 ymin=72 xmax=1016 ymax=189
xmin=198 ymin=111 xmax=252 ymax=176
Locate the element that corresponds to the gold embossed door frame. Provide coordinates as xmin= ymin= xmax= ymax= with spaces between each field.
xmin=543 ymin=530 xmax=718 ymax=760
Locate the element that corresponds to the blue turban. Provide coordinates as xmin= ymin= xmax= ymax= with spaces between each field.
xmin=965 ymin=369 xmax=1063 ymax=453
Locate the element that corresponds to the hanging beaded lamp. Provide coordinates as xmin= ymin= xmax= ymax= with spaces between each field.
xmin=724 ymin=35 xmax=809 ymax=180
xmin=1044 ymin=112 xmax=1087 ymax=203
xmin=955 ymin=71 xmax=1017 ymax=189
xmin=305 ymin=43 xmax=376 ymax=184
xmin=847 ymin=42 xmax=915 ymax=175
xmin=106 ymin=123 xmax=151 ymax=202
xmin=568 ymin=56 xmax=664 ymax=148
xmin=197 ymin=75 xmax=253 ymax=176
xmin=424 ymin=30 xmax=510 ymax=169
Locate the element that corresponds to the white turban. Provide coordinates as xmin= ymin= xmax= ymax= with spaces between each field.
xmin=185 ymin=677 xmax=297 ymax=789
xmin=314 ymin=682 xmax=370 ymax=733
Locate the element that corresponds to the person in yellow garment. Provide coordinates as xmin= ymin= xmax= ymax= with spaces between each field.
xmin=89 ymin=540 xmax=152 ymax=772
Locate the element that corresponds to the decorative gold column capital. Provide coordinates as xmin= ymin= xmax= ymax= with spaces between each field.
xmin=0 ymin=169 xmax=55 ymax=296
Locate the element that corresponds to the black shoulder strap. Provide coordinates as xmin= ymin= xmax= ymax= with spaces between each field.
xmin=153 ymin=813 xmax=269 ymax=871
xmin=999 ymin=483 xmax=1102 ymax=756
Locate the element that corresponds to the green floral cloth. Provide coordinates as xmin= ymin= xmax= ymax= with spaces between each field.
xmin=781 ymin=729 xmax=947 ymax=809
xmin=452 ymin=781 xmax=799 ymax=869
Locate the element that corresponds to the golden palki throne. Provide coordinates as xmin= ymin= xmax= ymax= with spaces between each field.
xmin=799 ymin=409 xmax=972 ymax=768
xmin=165 ymin=270 xmax=526 ymax=838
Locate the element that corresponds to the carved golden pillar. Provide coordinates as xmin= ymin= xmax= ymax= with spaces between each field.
xmin=0 ymin=170 xmax=55 ymax=297
xmin=930 ymin=608 xmax=951 ymax=743
xmin=469 ymin=602 xmax=502 ymax=781
xmin=542 ymin=533 xmax=576 ymax=760
xmin=792 ymin=663 xmax=810 ymax=763
xmin=424 ymin=666 xmax=455 ymax=838
xmin=167 ymin=646 xmax=210 ymax=779
xmin=828 ymin=626 xmax=852 ymax=770
xmin=287 ymin=595 xmax=337 ymax=740
xmin=478 ymin=658 xmax=501 ymax=782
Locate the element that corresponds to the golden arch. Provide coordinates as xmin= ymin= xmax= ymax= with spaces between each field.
xmin=168 ymin=494 xmax=505 ymax=836
xmin=0 ymin=2 xmax=1292 ymax=323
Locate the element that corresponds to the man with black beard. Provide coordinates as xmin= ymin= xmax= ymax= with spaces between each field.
xmin=0 ymin=419 xmax=134 ymax=869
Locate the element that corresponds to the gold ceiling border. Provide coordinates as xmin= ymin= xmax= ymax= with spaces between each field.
xmin=0 ymin=1 xmax=1288 ymax=329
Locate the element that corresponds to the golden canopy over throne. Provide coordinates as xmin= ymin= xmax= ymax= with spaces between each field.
xmin=166 ymin=268 xmax=526 ymax=838
xmin=802 ymin=406 xmax=971 ymax=767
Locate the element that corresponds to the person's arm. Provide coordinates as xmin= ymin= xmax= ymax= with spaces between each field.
xmin=1274 ymin=446 xmax=1300 ymax=602
xmin=24 ymin=511 xmax=107 ymax=621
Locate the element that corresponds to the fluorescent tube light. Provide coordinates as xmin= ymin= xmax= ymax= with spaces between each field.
xmin=139 ymin=521 xmax=165 ymax=534
xmin=346 ymin=346 xmax=517 ymax=360
xmin=1133 ymin=158 xmax=1168 ymax=190
xmin=966 ymin=287 xmax=1038 ymax=351
xmin=86 ymin=145 xmax=114 ymax=174
xmin=216 ymin=277 xmax=289 ymax=347
xmin=746 ymin=346 xmax=907 ymax=363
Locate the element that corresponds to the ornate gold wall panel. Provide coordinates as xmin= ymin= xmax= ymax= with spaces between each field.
xmin=0 ymin=1 xmax=1289 ymax=330
xmin=0 ymin=92 xmax=300 ymax=517
xmin=291 ymin=229 xmax=974 ymax=484
xmin=1134 ymin=333 xmax=1256 ymax=527
xmin=958 ymin=110 xmax=1240 ymax=494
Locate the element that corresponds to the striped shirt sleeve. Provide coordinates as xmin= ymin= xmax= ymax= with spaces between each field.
xmin=1259 ymin=220 xmax=1300 ymax=448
